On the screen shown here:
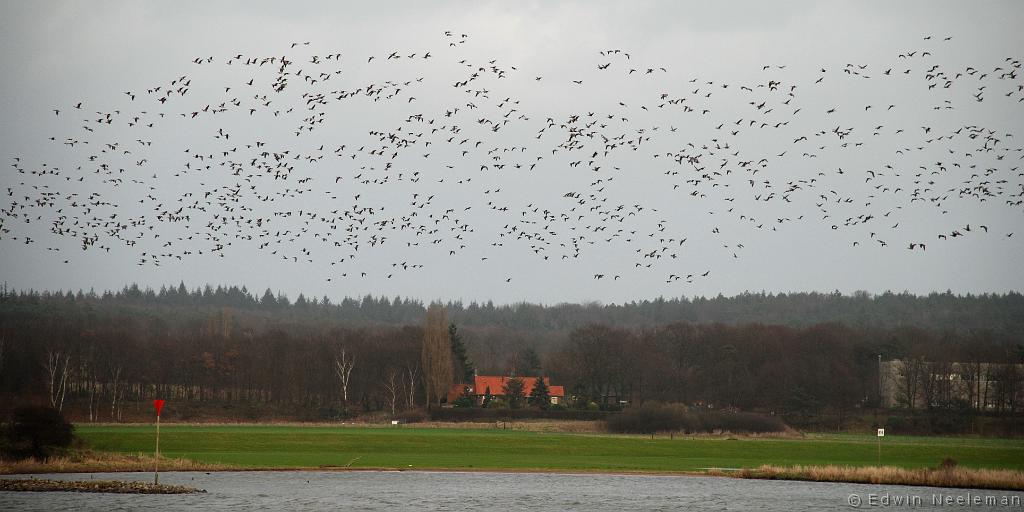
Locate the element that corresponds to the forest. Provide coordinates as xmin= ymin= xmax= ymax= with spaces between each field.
xmin=0 ymin=283 xmax=1022 ymax=428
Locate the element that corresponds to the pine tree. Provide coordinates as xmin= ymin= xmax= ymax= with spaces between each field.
xmin=503 ymin=377 xmax=526 ymax=409
xmin=260 ymin=288 xmax=276 ymax=308
xmin=449 ymin=323 xmax=475 ymax=383
xmin=520 ymin=347 xmax=542 ymax=376
xmin=529 ymin=376 xmax=551 ymax=409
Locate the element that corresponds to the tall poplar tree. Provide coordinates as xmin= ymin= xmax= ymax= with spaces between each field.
xmin=421 ymin=304 xmax=453 ymax=408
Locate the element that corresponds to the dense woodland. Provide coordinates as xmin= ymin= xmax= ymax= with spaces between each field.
xmin=1 ymin=284 xmax=1022 ymax=426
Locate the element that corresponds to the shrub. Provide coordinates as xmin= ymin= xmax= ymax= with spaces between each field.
xmin=5 ymin=407 xmax=74 ymax=459
xmin=886 ymin=415 xmax=907 ymax=431
xmin=452 ymin=395 xmax=475 ymax=408
xmin=607 ymin=402 xmax=786 ymax=434
xmin=314 ymin=405 xmax=358 ymax=421
xmin=487 ymin=398 xmax=508 ymax=409
xmin=698 ymin=410 xmax=787 ymax=433
xmin=398 ymin=410 xmax=426 ymax=423
xmin=607 ymin=403 xmax=688 ymax=434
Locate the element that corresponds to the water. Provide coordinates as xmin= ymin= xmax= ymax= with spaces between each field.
xmin=2 ymin=471 xmax=1022 ymax=511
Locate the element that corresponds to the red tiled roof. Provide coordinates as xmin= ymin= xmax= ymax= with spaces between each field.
xmin=472 ymin=375 xmax=563 ymax=398
xmin=446 ymin=375 xmax=564 ymax=403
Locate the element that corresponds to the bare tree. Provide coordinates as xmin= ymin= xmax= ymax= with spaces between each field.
xmin=77 ymin=355 xmax=97 ymax=422
xmin=919 ymin=360 xmax=942 ymax=409
xmin=82 ymin=345 xmax=101 ymax=422
xmin=383 ymin=368 xmax=401 ymax=416
xmin=421 ymin=304 xmax=453 ymax=408
xmin=0 ymin=337 xmax=6 ymax=382
xmin=405 ymin=363 xmax=420 ymax=409
xmin=109 ymin=364 xmax=124 ymax=421
xmin=87 ymin=371 xmax=100 ymax=422
xmin=933 ymin=360 xmax=955 ymax=409
xmin=896 ymin=357 xmax=924 ymax=409
xmin=334 ymin=347 xmax=356 ymax=406
xmin=45 ymin=349 xmax=72 ymax=412
xmin=958 ymin=361 xmax=983 ymax=410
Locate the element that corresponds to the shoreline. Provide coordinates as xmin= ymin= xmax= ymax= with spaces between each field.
xmin=0 ymin=478 xmax=204 ymax=494
xmin=4 ymin=460 xmax=1023 ymax=492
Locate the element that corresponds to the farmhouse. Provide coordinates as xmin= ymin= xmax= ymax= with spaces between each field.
xmin=446 ymin=375 xmax=565 ymax=406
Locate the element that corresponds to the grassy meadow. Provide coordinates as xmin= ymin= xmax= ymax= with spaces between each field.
xmin=73 ymin=425 xmax=1024 ymax=474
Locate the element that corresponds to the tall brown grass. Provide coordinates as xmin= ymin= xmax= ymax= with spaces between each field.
xmin=0 ymin=451 xmax=233 ymax=475
xmin=724 ymin=464 xmax=1024 ymax=491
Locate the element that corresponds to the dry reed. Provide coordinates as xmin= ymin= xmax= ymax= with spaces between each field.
xmin=0 ymin=451 xmax=234 ymax=475
xmin=731 ymin=464 xmax=1024 ymax=491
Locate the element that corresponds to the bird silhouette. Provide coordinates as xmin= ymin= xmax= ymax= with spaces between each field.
xmin=0 ymin=31 xmax=1019 ymax=293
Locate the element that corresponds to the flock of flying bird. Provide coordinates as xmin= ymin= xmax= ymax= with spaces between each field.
xmin=3 ymin=31 xmax=1023 ymax=288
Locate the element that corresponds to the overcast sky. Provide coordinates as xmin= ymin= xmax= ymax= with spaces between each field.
xmin=1 ymin=1 xmax=1022 ymax=305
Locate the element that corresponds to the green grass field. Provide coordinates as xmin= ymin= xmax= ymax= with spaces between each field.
xmin=74 ymin=425 xmax=1024 ymax=474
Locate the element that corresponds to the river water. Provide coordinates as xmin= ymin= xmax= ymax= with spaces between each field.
xmin=2 ymin=471 xmax=1023 ymax=511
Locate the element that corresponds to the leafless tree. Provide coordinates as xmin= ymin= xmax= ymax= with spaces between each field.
xmin=87 ymin=374 xmax=100 ymax=421
xmin=919 ymin=360 xmax=942 ymax=409
xmin=77 ymin=354 xmax=98 ymax=422
xmin=45 ymin=349 xmax=71 ymax=412
xmin=958 ymin=361 xmax=983 ymax=410
xmin=109 ymin=364 xmax=124 ymax=421
xmin=383 ymin=368 xmax=400 ymax=416
xmin=405 ymin=363 xmax=420 ymax=409
xmin=334 ymin=347 xmax=356 ymax=406
xmin=896 ymin=356 xmax=924 ymax=409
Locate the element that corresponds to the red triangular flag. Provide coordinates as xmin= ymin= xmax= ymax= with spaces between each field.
xmin=153 ymin=399 xmax=165 ymax=417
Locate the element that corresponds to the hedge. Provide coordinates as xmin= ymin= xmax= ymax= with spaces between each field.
xmin=606 ymin=402 xmax=787 ymax=434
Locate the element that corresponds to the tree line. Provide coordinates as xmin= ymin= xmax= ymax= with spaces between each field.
xmin=1 ymin=284 xmax=1022 ymax=425
xmin=4 ymin=283 xmax=1023 ymax=334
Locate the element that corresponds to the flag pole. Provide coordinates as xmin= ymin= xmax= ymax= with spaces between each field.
xmin=153 ymin=413 xmax=159 ymax=485
xmin=153 ymin=399 xmax=165 ymax=485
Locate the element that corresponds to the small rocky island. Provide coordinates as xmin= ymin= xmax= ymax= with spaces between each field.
xmin=0 ymin=478 xmax=205 ymax=494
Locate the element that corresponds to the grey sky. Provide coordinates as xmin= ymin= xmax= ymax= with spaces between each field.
xmin=1 ymin=1 xmax=1022 ymax=305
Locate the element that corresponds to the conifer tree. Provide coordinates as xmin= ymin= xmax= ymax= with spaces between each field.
xmin=530 ymin=376 xmax=551 ymax=409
